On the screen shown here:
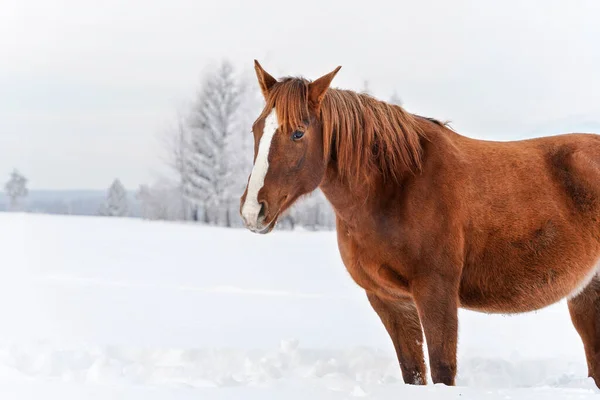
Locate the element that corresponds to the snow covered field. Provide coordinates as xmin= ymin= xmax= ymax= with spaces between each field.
xmin=4 ymin=212 xmax=600 ymax=398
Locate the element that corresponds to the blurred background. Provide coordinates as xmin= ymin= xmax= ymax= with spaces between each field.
xmin=3 ymin=0 xmax=600 ymax=229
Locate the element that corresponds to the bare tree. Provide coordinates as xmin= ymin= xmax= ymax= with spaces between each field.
xmin=160 ymin=111 xmax=193 ymax=221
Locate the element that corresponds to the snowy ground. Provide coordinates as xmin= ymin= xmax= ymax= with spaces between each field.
xmin=4 ymin=212 xmax=600 ymax=398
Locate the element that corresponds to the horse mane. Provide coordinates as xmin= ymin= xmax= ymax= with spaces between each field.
xmin=260 ymin=77 xmax=436 ymax=186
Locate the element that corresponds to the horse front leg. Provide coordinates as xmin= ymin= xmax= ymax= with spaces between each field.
xmin=366 ymin=291 xmax=427 ymax=384
xmin=411 ymin=272 xmax=460 ymax=386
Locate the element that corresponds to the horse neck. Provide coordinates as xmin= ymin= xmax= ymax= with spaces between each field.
xmin=318 ymin=116 xmax=446 ymax=227
xmin=319 ymin=155 xmax=400 ymax=228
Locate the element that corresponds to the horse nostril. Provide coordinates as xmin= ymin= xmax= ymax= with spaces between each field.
xmin=258 ymin=201 xmax=267 ymax=221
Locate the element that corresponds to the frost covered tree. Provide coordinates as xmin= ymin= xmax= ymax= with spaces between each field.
xmin=183 ymin=60 xmax=255 ymax=226
xmin=4 ymin=169 xmax=29 ymax=211
xmin=136 ymin=184 xmax=157 ymax=219
xmin=136 ymin=180 xmax=185 ymax=221
xmin=389 ymin=91 xmax=402 ymax=106
xmin=156 ymin=59 xmax=337 ymax=230
xmin=99 ymin=179 xmax=129 ymax=217
xmin=361 ymin=80 xmax=372 ymax=95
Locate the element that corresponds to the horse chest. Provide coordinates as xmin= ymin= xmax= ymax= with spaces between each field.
xmin=336 ymin=229 xmax=409 ymax=296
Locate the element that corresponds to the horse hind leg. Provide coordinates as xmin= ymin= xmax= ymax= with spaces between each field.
xmin=568 ymin=276 xmax=600 ymax=387
xmin=366 ymin=292 xmax=427 ymax=385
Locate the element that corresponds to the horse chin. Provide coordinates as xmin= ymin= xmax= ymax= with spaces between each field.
xmin=255 ymin=223 xmax=276 ymax=235
xmin=254 ymin=218 xmax=277 ymax=235
xmin=254 ymin=211 xmax=280 ymax=235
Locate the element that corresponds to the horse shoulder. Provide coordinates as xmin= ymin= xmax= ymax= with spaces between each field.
xmin=335 ymin=220 xmax=412 ymax=298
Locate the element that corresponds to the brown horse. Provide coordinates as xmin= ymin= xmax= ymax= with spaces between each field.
xmin=239 ymin=60 xmax=600 ymax=387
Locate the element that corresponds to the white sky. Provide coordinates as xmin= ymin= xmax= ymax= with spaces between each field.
xmin=3 ymin=0 xmax=600 ymax=189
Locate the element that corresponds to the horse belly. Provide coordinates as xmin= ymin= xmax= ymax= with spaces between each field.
xmin=459 ymin=258 xmax=600 ymax=313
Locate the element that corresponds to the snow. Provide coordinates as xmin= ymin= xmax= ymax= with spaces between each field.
xmin=3 ymin=212 xmax=600 ymax=399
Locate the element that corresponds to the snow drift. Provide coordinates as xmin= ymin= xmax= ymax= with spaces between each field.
xmin=2 ymin=212 xmax=599 ymax=399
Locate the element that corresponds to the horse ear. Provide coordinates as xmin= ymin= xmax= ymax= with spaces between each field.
xmin=308 ymin=66 xmax=342 ymax=109
xmin=254 ymin=60 xmax=277 ymax=100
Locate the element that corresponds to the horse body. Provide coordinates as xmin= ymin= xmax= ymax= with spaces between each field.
xmin=240 ymin=60 xmax=600 ymax=387
xmin=324 ymin=125 xmax=600 ymax=315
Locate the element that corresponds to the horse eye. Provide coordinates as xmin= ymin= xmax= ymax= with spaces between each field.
xmin=292 ymin=130 xmax=304 ymax=140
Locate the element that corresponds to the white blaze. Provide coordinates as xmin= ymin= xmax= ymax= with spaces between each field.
xmin=242 ymin=108 xmax=279 ymax=227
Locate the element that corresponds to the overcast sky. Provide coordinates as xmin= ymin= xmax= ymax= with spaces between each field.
xmin=3 ymin=0 xmax=600 ymax=189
